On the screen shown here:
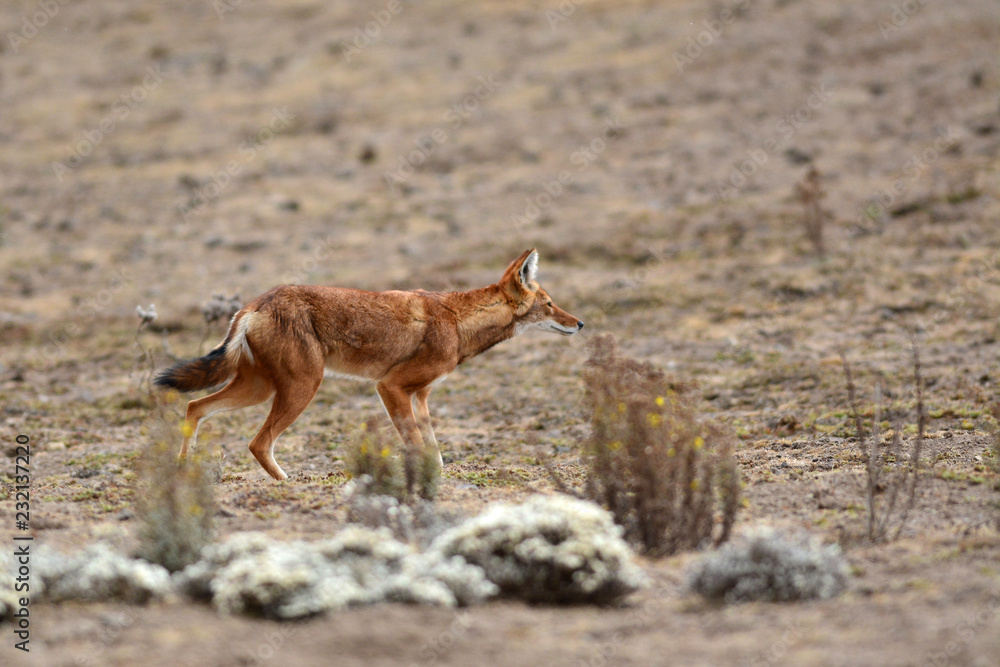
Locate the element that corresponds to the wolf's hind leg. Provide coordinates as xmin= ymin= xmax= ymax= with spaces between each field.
xmin=247 ymin=372 xmax=321 ymax=480
xmin=179 ymin=371 xmax=273 ymax=460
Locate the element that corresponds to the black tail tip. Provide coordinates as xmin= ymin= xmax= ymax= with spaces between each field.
xmin=152 ymin=369 xmax=180 ymax=390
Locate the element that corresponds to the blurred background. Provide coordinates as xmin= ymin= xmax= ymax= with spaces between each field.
xmin=1 ymin=0 xmax=997 ymax=354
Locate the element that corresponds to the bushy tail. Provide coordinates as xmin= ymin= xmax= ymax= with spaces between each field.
xmin=154 ymin=311 xmax=255 ymax=392
xmin=154 ymin=344 xmax=233 ymax=392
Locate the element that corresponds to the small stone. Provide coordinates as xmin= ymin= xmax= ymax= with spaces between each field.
xmin=45 ymin=441 xmax=67 ymax=452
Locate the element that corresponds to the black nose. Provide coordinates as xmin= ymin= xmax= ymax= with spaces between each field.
xmin=577 ymin=321 xmax=584 ymax=329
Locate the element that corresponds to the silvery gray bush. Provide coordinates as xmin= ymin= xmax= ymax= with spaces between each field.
xmin=688 ymin=527 xmax=849 ymax=603
xmin=0 ymin=553 xmax=19 ymax=622
xmin=175 ymin=527 xmax=497 ymax=619
xmin=34 ymin=543 xmax=173 ymax=604
xmin=345 ymin=480 xmax=460 ymax=547
xmin=3 ymin=495 xmax=647 ymax=620
xmin=430 ymin=494 xmax=648 ymax=604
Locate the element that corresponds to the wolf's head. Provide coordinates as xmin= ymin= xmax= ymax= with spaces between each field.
xmin=500 ymin=249 xmax=584 ymax=336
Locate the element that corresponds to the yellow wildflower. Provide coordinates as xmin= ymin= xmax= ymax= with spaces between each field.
xmin=694 ymin=436 xmax=704 ymax=449
xmin=655 ymin=396 xmax=665 ymax=406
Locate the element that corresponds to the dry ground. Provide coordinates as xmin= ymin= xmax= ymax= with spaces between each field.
xmin=1 ymin=0 xmax=1000 ymax=665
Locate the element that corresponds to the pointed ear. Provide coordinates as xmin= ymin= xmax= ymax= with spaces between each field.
xmin=501 ymin=249 xmax=538 ymax=290
xmin=519 ymin=249 xmax=539 ymax=286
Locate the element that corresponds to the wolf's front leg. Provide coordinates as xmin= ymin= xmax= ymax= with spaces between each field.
xmin=412 ymin=386 xmax=443 ymax=470
xmin=376 ymin=382 xmax=435 ymax=495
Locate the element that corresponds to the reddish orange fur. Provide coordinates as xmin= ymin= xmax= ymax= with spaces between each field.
xmin=155 ymin=249 xmax=582 ymax=480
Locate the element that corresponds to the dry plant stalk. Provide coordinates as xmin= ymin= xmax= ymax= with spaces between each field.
xmin=199 ymin=294 xmax=242 ymax=354
xmin=988 ymin=403 xmax=1000 ymax=475
xmin=133 ymin=304 xmax=158 ymax=397
xmin=984 ymin=400 xmax=1000 ymax=529
xmin=841 ymin=343 xmax=926 ymax=542
xmin=794 ymin=166 xmax=830 ymax=258
xmin=581 ymin=335 xmax=740 ymax=557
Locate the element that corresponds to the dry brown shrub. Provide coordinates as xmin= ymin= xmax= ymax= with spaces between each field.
xmin=135 ymin=401 xmax=216 ymax=572
xmin=794 ymin=165 xmax=830 ymax=258
xmin=579 ymin=334 xmax=740 ymax=557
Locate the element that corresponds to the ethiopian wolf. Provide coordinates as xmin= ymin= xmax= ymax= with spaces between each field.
xmin=155 ymin=250 xmax=583 ymax=481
